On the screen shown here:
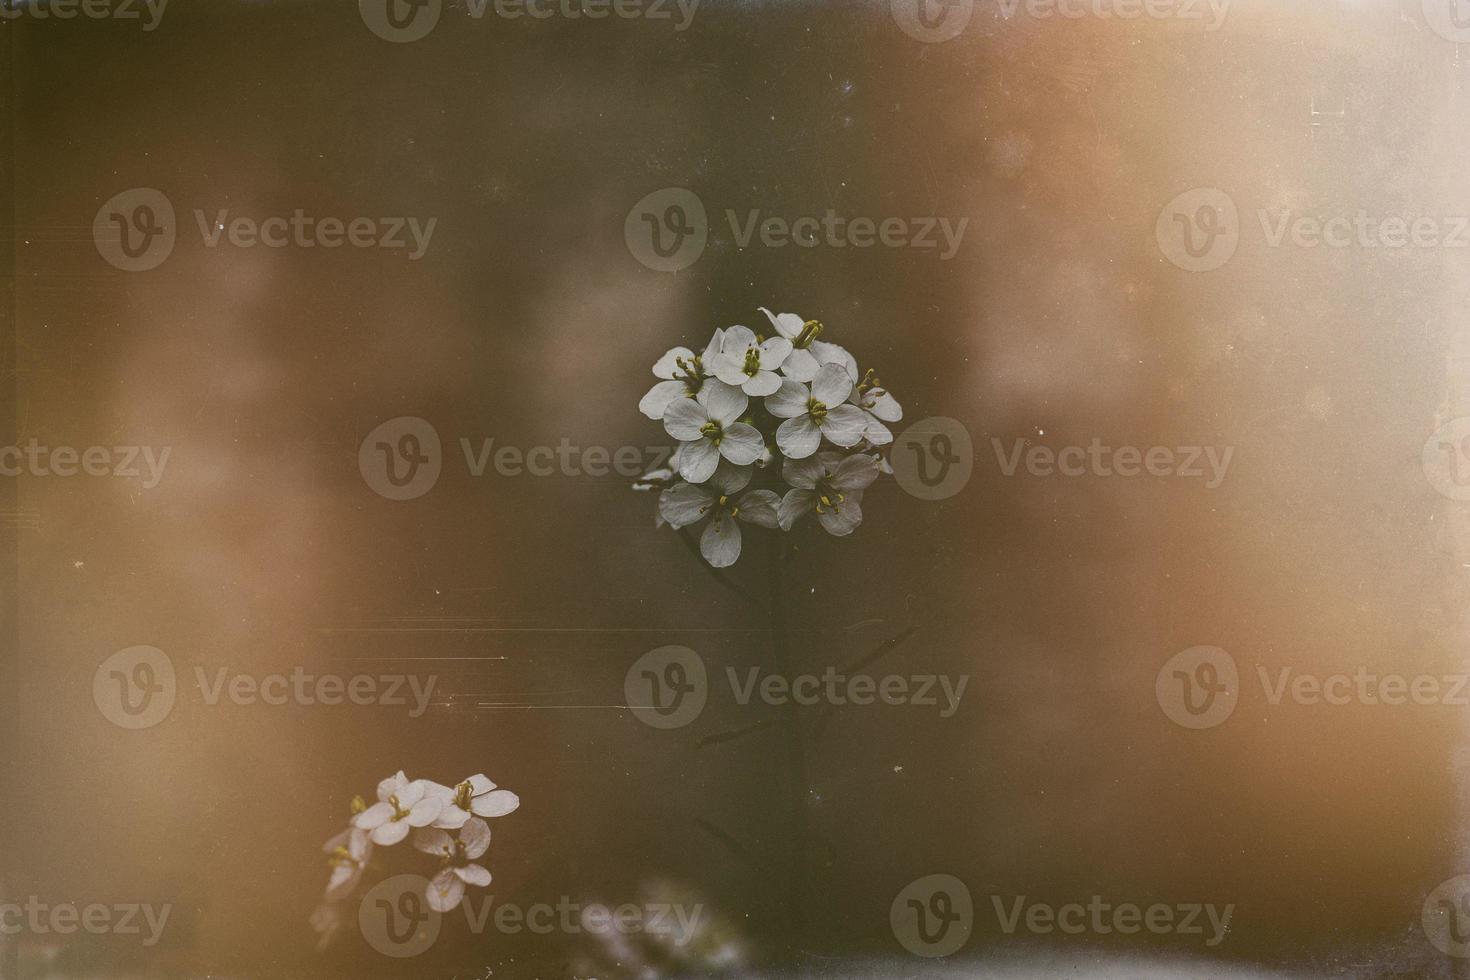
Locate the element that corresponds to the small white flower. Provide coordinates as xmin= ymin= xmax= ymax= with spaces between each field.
xmin=658 ymin=461 xmax=780 ymax=567
xmin=778 ymin=452 xmax=881 ymax=535
xmin=759 ymin=309 xmax=857 ymax=382
xmin=322 ymin=826 xmax=373 ymax=901
xmin=710 ymin=324 xmax=792 ymax=396
xmin=764 ymin=363 xmax=870 ymax=459
xmin=662 ymin=381 xmax=764 ymax=482
xmin=353 ymin=771 xmax=445 ymax=846
xmin=413 ymin=817 xmax=493 ymax=913
xmin=424 ymin=774 xmax=521 ymax=830
xmin=847 ymin=369 xmax=903 ymax=446
xmin=638 ymin=330 xmax=724 ymax=420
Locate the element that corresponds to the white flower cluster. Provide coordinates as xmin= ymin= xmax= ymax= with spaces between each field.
xmin=638 ymin=309 xmax=902 ymax=568
xmin=311 ymin=770 xmax=520 ymax=945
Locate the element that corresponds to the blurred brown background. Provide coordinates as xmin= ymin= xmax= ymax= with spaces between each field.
xmin=4 ymin=0 xmax=1470 ymax=976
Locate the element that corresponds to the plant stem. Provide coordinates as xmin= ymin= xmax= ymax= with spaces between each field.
xmin=766 ymin=532 xmax=808 ymax=968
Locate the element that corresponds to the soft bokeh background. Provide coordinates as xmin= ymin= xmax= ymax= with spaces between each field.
xmin=5 ymin=0 xmax=1470 ymax=976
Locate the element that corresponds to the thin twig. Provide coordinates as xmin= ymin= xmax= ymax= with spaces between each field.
xmin=697 ymin=716 xmax=779 ymax=748
xmin=692 ymin=816 xmax=769 ymax=878
xmin=810 ymin=626 xmax=917 ymax=741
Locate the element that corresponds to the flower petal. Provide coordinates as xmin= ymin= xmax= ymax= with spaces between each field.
xmin=406 ymin=796 xmax=444 ymax=827
xmin=639 ymin=380 xmax=688 ymax=421
xmin=413 ymin=828 xmax=453 ymax=855
xmin=653 ymin=346 xmax=696 ymax=380
xmin=811 ymin=362 xmax=854 ymax=407
xmin=819 ymin=404 xmax=868 ymax=448
xmin=460 ymin=816 xmax=493 ymax=857
xmin=765 ymin=379 xmax=810 ymax=419
xmin=780 ymin=348 xmax=820 ymax=382
xmin=678 ymin=438 xmax=720 ymax=484
xmin=810 ymin=340 xmax=858 ymax=381
xmin=456 ymin=864 xmax=493 ymax=887
xmin=370 ymin=820 xmax=411 ymax=846
xmin=659 ymin=482 xmax=716 ymax=528
xmin=376 ymin=771 xmax=409 ymax=802
xmin=427 ymin=869 xmax=465 ymax=913
xmin=757 ymin=336 xmax=793 ymax=369
xmin=863 ymin=414 xmax=893 ymax=446
xmin=867 ymin=389 xmax=903 ymax=422
xmin=778 ymin=489 xmax=817 ymax=530
xmin=719 ymin=423 xmax=764 ymax=465
xmin=465 ymin=774 xmax=496 ymax=795
xmin=817 ymin=494 xmax=864 ymax=536
xmin=781 ymin=455 xmax=826 ymax=490
xmin=720 ymin=324 xmax=756 ymax=351
xmin=742 ymin=369 xmax=782 ymax=397
xmin=709 ymin=461 xmax=753 ymax=495
xmin=662 ymin=397 xmax=708 ymax=442
xmin=431 ymin=804 xmax=471 ymax=830
xmin=831 ymin=453 xmax=882 ymax=491
xmin=738 ymin=490 xmax=780 ymax=528
xmin=354 ymin=802 xmax=393 ymax=830
xmin=699 ymin=329 xmax=725 ymax=364
xmin=699 ymin=512 xmax=743 ymax=568
xmin=710 ymin=355 xmax=749 ymax=387
xmin=699 ymin=380 xmax=749 ymax=424
xmin=777 ymin=416 xmax=823 ymax=459
xmin=760 ymin=308 xmax=805 ymax=341
xmin=470 ymin=789 xmax=520 ymax=819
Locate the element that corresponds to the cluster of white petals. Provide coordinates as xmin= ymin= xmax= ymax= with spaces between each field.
xmin=638 ymin=309 xmax=901 ymax=567
xmin=311 ymin=769 xmax=520 ymax=945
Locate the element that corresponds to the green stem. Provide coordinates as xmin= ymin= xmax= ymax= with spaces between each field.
xmin=766 ymin=532 xmax=808 ymax=968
